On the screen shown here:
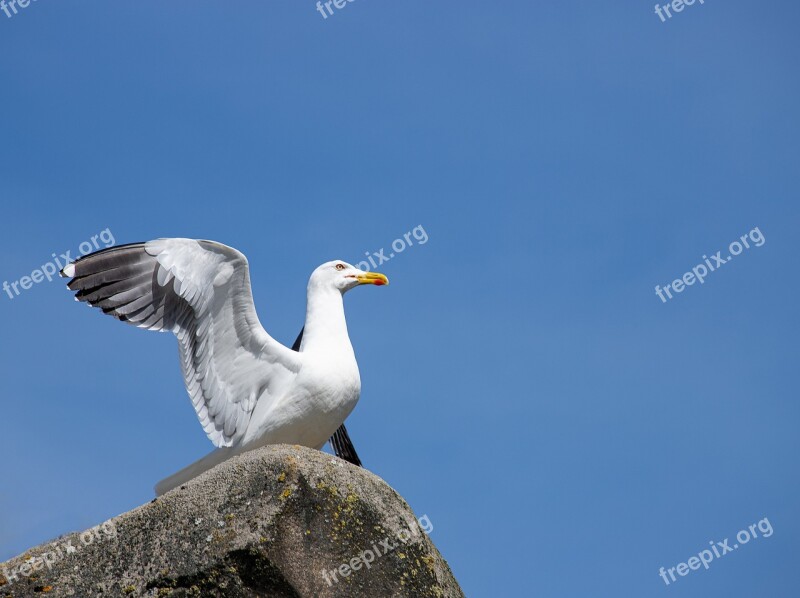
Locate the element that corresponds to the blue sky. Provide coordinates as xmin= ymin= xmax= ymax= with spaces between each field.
xmin=1 ymin=1 xmax=799 ymax=596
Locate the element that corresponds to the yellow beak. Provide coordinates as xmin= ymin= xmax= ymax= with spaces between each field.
xmin=356 ymin=272 xmax=389 ymax=286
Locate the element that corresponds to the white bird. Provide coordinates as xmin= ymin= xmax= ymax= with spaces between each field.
xmin=60 ymin=238 xmax=388 ymax=495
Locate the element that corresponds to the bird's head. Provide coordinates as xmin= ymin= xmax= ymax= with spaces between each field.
xmin=309 ymin=260 xmax=389 ymax=293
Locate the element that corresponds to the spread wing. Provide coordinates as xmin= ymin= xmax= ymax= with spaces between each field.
xmin=61 ymin=238 xmax=302 ymax=448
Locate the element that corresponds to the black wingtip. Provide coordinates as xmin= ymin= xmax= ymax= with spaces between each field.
xmin=330 ymin=424 xmax=363 ymax=467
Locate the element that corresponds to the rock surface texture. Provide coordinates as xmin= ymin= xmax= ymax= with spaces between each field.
xmin=1 ymin=445 xmax=463 ymax=597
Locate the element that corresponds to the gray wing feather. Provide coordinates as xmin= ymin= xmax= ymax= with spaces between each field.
xmin=62 ymin=239 xmax=301 ymax=447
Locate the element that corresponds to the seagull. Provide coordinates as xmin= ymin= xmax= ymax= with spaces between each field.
xmin=59 ymin=238 xmax=388 ymax=495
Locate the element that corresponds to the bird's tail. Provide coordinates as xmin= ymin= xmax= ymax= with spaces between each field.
xmin=155 ymin=447 xmax=237 ymax=496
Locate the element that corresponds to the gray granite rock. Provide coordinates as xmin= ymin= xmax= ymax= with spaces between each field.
xmin=1 ymin=445 xmax=463 ymax=597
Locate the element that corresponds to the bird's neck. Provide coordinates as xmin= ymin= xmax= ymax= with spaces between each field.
xmin=302 ymin=287 xmax=353 ymax=354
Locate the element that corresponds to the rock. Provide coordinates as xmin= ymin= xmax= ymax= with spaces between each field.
xmin=0 ymin=445 xmax=463 ymax=597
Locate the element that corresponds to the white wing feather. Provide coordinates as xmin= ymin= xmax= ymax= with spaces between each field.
xmin=63 ymin=238 xmax=302 ymax=447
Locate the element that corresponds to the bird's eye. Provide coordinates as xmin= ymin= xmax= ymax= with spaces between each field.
xmin=335 ymin=264 xmax=346 ymax=271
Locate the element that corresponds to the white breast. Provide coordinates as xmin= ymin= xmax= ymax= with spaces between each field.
xmin=242 ymin=350 xmax=361 ymax=449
